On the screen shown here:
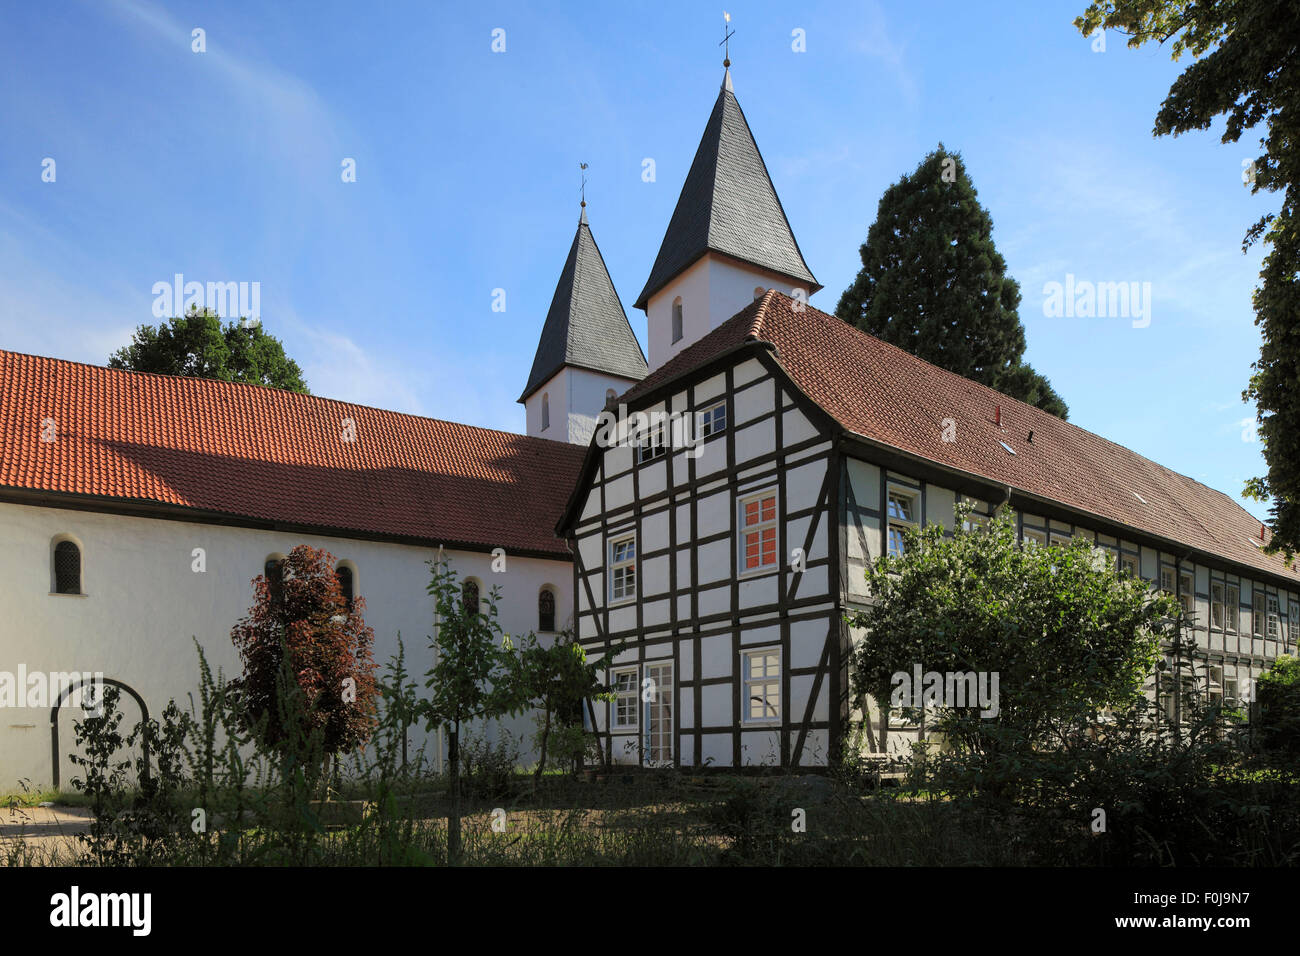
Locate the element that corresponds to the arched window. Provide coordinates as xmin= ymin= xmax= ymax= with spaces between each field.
xmin=53 ymin=540 xmax=81 ymax=594
xmin=539 ymin=588 xmax=556 ymax=632
xmin=336 ymin=565 xmax=355 ymax=611
xmin=671 ymin=297 xmax=684 ymax=343
xmin=462 ymin=578 xmax=481 ymax=616
xmin=541 ymin=393 xmax=550 ymax=431
xmin=265 ymin=556 xmax=285 ymax=606
xmin=606 ymin=388 xmax=617 ymax=406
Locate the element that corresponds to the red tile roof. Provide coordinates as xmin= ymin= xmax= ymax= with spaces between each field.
xmin=626 ymin=290 xmax=1299 ymax=583
xmin=0 ymin=350 xmax=584 ymax=557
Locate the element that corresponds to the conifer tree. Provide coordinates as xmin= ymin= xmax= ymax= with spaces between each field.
xmin=836 ymin=145 xmax=1068 ymax=419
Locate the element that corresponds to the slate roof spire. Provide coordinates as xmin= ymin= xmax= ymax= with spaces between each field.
xmin=633 ymin=69 xmax=820 ymax=311
xmin=519 ymin=205 xmax=648 ymax=403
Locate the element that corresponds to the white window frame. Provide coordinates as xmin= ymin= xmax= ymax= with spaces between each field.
xmin=1178 ymin=571 xmax=1194 ymax=615
xmin=612 ymin=666 xmax=639 ymax=730
xmin=1253 ymin=589 xmax=1266 ymax=638
xmin=636 ymin=420 xmax=666 ymax=463
xmin=1159 ymin=566 xmax=1175 ymax=593
xmin=697 ymin=400 xmax=727 ymax=439
xmin=1226 ymin=584 xmax=1240 ymax=634
xmin=1211 ymin=581 xmax=1225 ymax=630
xmin=1119 ymin=553 xmax=1139 ymax=577
xmin=742 ymin=647 xmax=781 ymax=725
xmin=738 ymin=488 xmax=779 ymax=576
xmin=1267 ymin=594 xmax=1281 ymax=640
xmin=1022 ymin=527 xmax=1047 ymax=549
xmin=608 ymin=534 xmax=637 ymax=604
xmin=886 ymin=487 xmax=918 ymax=558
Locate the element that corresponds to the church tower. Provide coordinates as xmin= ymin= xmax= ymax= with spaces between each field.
xmin=635 ymin=67 xmax=820 ymax=371
xmin=519 ymin=203 xmax=648 ymax=444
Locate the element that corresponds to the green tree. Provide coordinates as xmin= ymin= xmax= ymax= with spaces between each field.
xmin=1074 ymin=1 xmax=1300 ymax=559
xmin=836 ymin=145 xmax=1068 ymax=419
xmin=509 ymin=630 xmax=620 ymax=787
xmin=1256 ymin=654 xmax=1300 ymax=759
xmin=846 ymin=507 xmax=1179 ymax=758
xmin=419 ymin=558 xmax=526 ymax=862
xmin=109 ymin=306 xmax=309 ymax=393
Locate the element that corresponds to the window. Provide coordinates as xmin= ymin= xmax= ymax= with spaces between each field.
xmin=887 ymin=489 xmax=917 ymax=557
xmin=538 ymin=588 xmax=556 ymax=632
xmin=698 ymin=401 xmax=727 ymax=439
xmin=1120 ymin=554 xmax=1139 ymax=577
xmin=1211 ymin=581 xmax=1225 ymax=630
xmin=1267 ymin=595 xmax=1281 ymax=639
xmin=1290 ymin=602 xmax=1299 ymax=642
xmin=541 ymin=393 xmax=550 ymax=431
xmin=1022 ymin=528 xmax=1047 ymax=548
xmin=743 ymin=649 xmax=781 ymax=723
xmin=462 ymin=578 xmax=481 ymax=615
xmin=1253 ymin=590 xmax=1266 ymax=638
xmin=671 ymin=297 xmax=683 ymax=343
xmin=612 ymin=667 xmax=639 ymax=729
xmin=265 ymin=557 xmax=285 ymax=606
xmin=962 ymin=513 xmax=989 ymax=533
xmin=637 ymin=421 xmax=666 ymax=462
xmin=1160 ymin=566 xmax=1175 ymax=593
xmin=1208 ymin=665 xmax=1224 ymax=705
xmin=609 ymin=535 xmax=636 ymax=603
xmin=53 ymin=540 xmax=81 ymax=594
xmin=1224 ymin=676 xmax=1239 ymax=709
xmin=1226 ymin=585 xmax=1240 ymax=634
xmin=739 ymin=490 xmax=778 ymax=572
xmin=1178 ymin=571 xmax=1194 ymax=615
xmin=336 ymin=565 xmax=355 ymax=611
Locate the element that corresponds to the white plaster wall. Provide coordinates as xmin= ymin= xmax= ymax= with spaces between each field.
xmin=566 ymin=367 xmax=642 ymax=445
xmin=643 ymin=254 xmax=813 ymax=372
xmin=0 ymin=502 xmax=572 ymax=790
xmin=524 ymin=371 xmax=568 ymax=442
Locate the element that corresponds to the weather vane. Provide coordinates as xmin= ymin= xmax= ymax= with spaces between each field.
xmin=720 ymin=11 xmax=734 ymax=68
xmin=579 ymin=162 xmax=588 ymax=208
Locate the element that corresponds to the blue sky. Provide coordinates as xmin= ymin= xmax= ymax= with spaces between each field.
xmin=0 ymin=0 xmax=1277 ymax=520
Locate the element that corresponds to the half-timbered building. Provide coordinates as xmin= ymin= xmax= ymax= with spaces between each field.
xmin=558 ymin=70 xmax=1300 ymax=769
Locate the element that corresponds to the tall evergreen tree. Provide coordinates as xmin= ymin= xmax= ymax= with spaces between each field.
xmin=836 ymin=145 xmax=1068 ymax=419
xmin=1075 ymin=0 xmax=1300 ymax=560
xmin=109 ymin=306 xmax=309 ymax=393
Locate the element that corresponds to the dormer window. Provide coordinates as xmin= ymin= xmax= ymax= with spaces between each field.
xmin=671 ymin=297 xmax=684 ymax=344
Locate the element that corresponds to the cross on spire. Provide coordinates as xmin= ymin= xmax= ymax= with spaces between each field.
xmin=579 ymin=162 xmax=588 ymax=221
xmin=720 ymin=11 xmax=734 ymax=68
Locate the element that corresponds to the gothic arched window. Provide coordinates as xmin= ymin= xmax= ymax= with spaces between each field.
xmin=462 ymin=578 xmax=481 ymax=616
xmin=53 ymin=540 xmax=81 ymax=594
xmin=336 ymin=565 xmax=355 ymax=611
xmin=265 ymin=556 xmax=285 ymax=606
xmin=539 ymin=588 xmax=556 ymax=632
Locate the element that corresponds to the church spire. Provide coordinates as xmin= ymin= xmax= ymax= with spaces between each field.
xmin=633 ymin=56 xmax=819 ymax=312
xmin=519 ymin=197 xmax=647 ymax=410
